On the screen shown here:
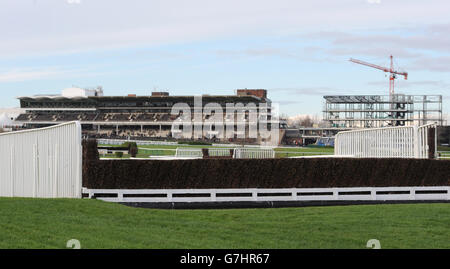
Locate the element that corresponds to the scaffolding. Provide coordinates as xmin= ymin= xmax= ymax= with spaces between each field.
xmin=323 ymin=94 xmax=443 ymax=128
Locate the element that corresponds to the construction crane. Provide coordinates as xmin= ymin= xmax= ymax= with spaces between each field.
xmin=349 ymin=55 xmax=408 ymax=98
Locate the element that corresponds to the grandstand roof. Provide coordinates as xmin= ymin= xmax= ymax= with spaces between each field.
xmin=0 ymin=113 xmax=13 ymax=125
xmin=90 ymin=95 xmax=266 ymax=102
xmin=18 ymin=94 xmax=268 ymax=103
xmin=17 ymin=95 xmax=89 ymax=101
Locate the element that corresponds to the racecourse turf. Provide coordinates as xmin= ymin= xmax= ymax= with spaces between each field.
xmin=0 ymin=198 xmax=448 ymax=249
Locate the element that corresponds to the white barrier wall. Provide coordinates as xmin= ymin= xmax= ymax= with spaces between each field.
xmin=0 ymin=121 xmax=82 ymax=198
xmin=175 ymin=148 xmax=203 ymax=158
xmin=174 ymin=147 xmax=275 ymax=159
xmin=83 ymin=186 xmax=450 ymax=203
xmin=335 ymin=124 xmax=436 ymax=159
xmin=233 ymin=148 xmax=275 ymax=159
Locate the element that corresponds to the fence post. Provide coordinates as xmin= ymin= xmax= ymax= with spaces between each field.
xmin=10 ymin=145 xmax=14 ymax=197
xmin=413 ymin=125 xmax=420 ymax=158
xmin=53 ymin=144 xmax=59 ymax=198
xmin=333 ymin=189 xmax=339 ymax=200
xmin=33 ymin=144 xmax=38 ymax=198
xmin=410 ymin=187 xmax=416 ymax=200
xmin=371 ymin=189 xmax=376 ymax=200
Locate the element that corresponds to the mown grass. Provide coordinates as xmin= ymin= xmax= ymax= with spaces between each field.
xmin=100 ymin=144 xmax=334 ymax=158
xmin=0 ymin=198 xmax=448 ymax=249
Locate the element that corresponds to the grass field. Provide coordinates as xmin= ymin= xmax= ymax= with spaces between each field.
xmin=99 ymin=144 xmax=335 ymax=158
xmin=0 ymin=198 xmax=448 ymax=249
xmin=99 ymin=143 xmax=450 ymax=159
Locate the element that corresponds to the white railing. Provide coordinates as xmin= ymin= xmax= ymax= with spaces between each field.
xmin=174 ymin=147 xmax=275 ymax=159
xmin=233 ymin=148 xmax=275 ymax=159
xmin=437 ymin=151 xmax=450 ymax=160
xmin=335 ymin=124 xmax=437 ymax=159
xmin=208 ymin=148 xmax=233 ymax=157
xmin=212 ymin=143 xmax=241 ymax=147
xmin=0 ymin=121 xmax=82 ymax=198
xmin=175 ymin=148 xmax=203 ymax=158
xmin=417 ymin=124 xmax=437 ymax=159
xmin=83 ymin=186 xmax=450 ymax=203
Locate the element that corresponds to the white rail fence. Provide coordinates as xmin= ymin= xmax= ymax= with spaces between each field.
xmin=233 ymin=148 xmax=275 ymax=159
xmin=208 ymin=148 xmax=233 ymax=157
xmin=83 ymin=186 xmax=450 ymax=203
xmin=0 ymin=121 xmax=82 ymax=198
xmin=417 ymin=124 xmax=436 ymax=159
xmin=437 ymin=151 xmax=450 ymax=160
xmin=174 ymin=147 xmax=276 ymax=159
xmin=175 ymin=148 xmax=203 ymax=158
xmin=335 ymin=124 xmax=437 ymax=159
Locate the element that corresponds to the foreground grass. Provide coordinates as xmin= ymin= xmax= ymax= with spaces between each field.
xmin=0 ymin=198 xmax=448 ymax=249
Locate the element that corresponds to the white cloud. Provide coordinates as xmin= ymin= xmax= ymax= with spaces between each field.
xmin=410 ymin=56 xmax=450 ymax=72
xmin=0 ymin=0 xmax=449 ymax=57
xmin=300 ymin=24 xmax=450 ymax=73
xmin=0 ymin=67 xmax=96 ymax=82
xmin=0 ymin=68 xmax=63 ymax=82
xmin=269 ymin=87 xmax=359 ymax=96
xmin=368 ymin=80 xmax=450 ymax=89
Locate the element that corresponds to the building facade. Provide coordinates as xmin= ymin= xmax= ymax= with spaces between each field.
xmin=15 ymin=88 xmax=279 ymax=144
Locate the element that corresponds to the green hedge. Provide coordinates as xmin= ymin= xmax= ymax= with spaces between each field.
xmin=82 ymin=140 xmax=450 ymax=189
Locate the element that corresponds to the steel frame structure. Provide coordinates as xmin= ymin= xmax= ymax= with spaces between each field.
xmin=323 ymin=94 xmax=443 ymax=128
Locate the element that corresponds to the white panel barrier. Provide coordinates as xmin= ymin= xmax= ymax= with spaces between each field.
xmin=174 ymin=147 xmax=275 ymax=159
xmin=83 ymin=186 xmax=450 ymax=203
xmin=233 ymin=148 xmax=275 ymax=159
xmin=208 ymin=148 xmax=233 ymax=157
xmin=335 ymin=124 xmax=436 ymax=159
xmin=175 ymin=148 xmax=203 ymax=158
xmin=0 ymin=121 xmax=82 ymax=198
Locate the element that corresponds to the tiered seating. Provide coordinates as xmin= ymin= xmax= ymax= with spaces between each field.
xmin=16 ymin=111 xmax=255 ymax=123
xmin=33 ymin=113 xmax=54 ymax=121
xmin=15 ymin=114 xmax=30 ymax=121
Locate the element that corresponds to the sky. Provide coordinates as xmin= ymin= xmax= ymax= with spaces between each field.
xmin=0 ymin=0 xmax=449 ymax=120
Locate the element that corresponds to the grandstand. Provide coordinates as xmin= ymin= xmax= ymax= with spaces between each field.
xmin=15 ymin=87 xmax=278 ymax=144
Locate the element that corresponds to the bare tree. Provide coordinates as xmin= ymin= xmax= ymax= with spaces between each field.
xmin=300 ymin=115 xmax=313 ymax=127
xmin=288 ymin=114 xmax=322 ymax=128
